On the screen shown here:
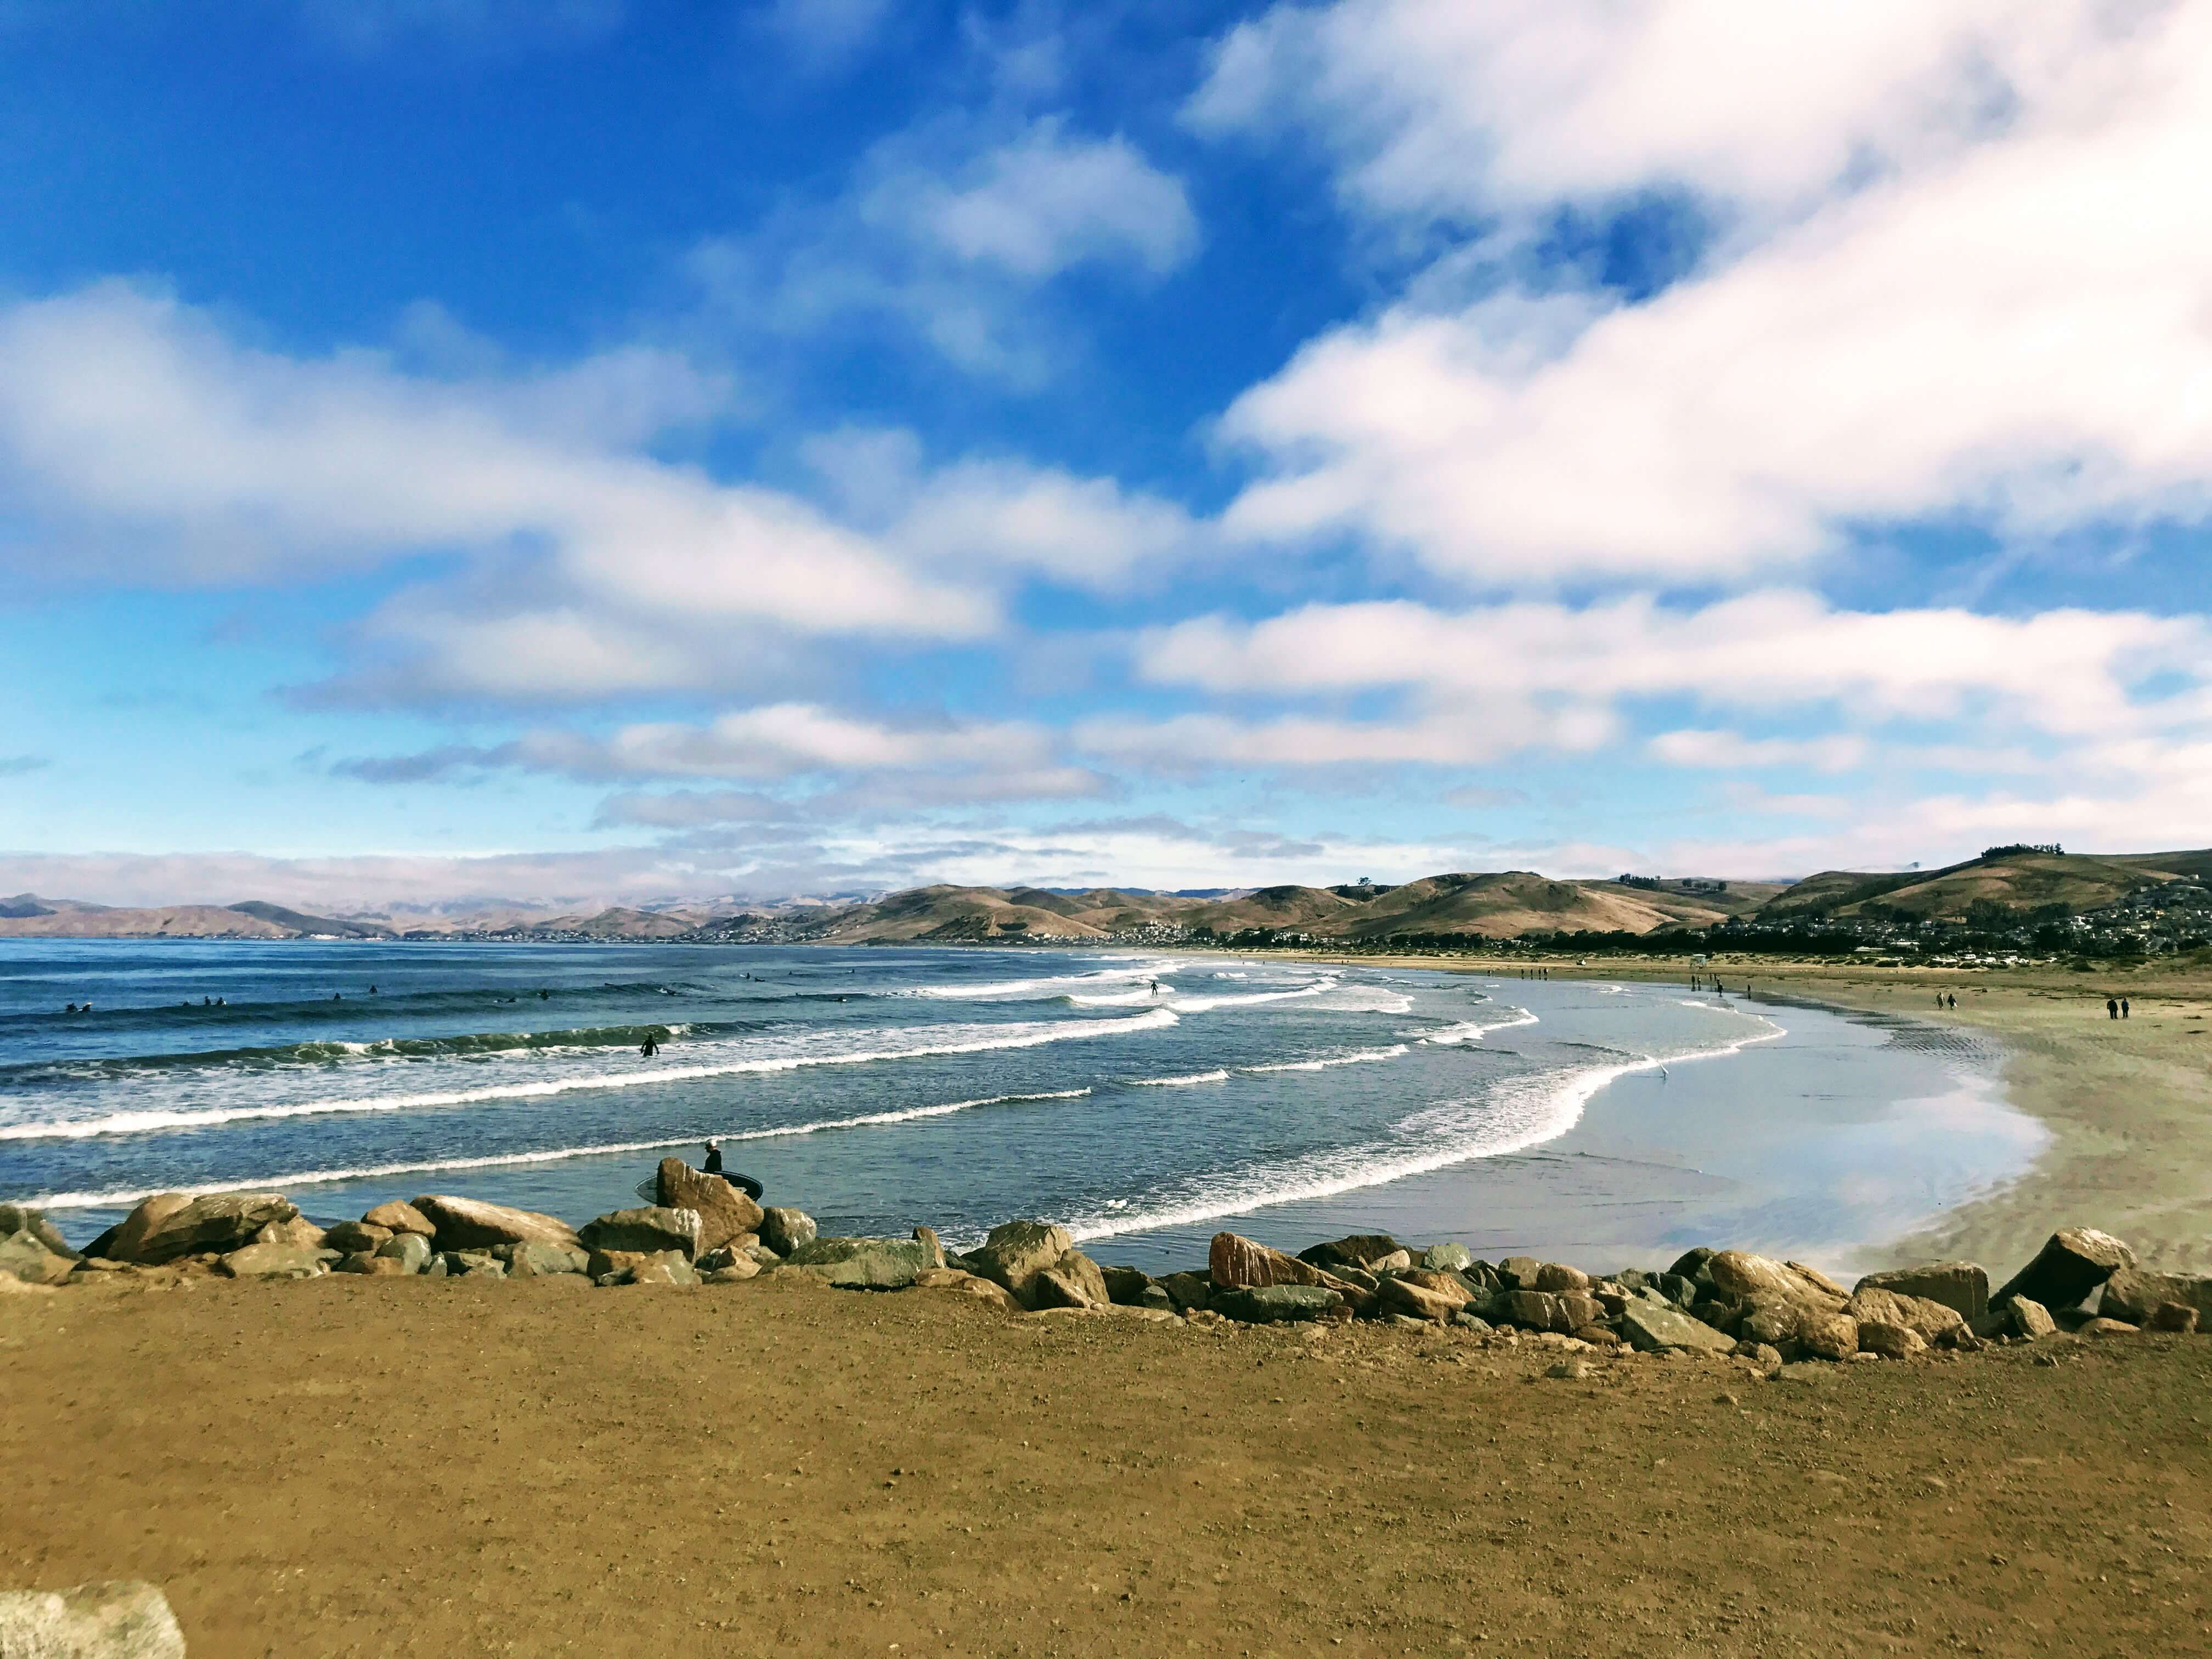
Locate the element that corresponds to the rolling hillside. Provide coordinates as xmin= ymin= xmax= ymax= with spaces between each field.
xmin=1760 ymin=850 xmax=2179 ymax=922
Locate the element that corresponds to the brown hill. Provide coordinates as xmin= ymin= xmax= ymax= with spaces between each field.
xmin=1180 ymin=885 xmax=1364 ymax=933
xmin=811 ymin=887 xmax=1107 ymax=944
xmin=1761 ymin=851 xmax=2177 ymax=922
xmin=1313 ymin=872 xmax=1681 ymax=940
xmin=0 ymin=905 xmax=298 ymax=939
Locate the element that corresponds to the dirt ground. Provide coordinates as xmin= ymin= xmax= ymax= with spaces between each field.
xmin=5 ymin=1272 xmax=2209 ymax=1658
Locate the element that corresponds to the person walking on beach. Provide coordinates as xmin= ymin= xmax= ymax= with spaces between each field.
xmin=2107 ymin=997 xmax=2119 ymax=1019
xmin=2121 ymin=997 xmax=2130 ymax=1019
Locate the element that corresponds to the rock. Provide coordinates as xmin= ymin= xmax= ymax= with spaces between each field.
xmin=0 ymin=1231 xmax=77 ymax=1286
xmin=1367 ymin=1249 xmax=1414 ymax=1273
xmin=2079 ymin=1317 xmax=2138 ymax=1338
xmin=1853 ymin=1261 xmax=1989 ymax=1322
xmin=1739 ymin=1304 xmax=1795 ymax=1346
xmin=1786 ymin=1261 xmax=1850 ymax=1299
xmin=1453 ymin=1311 xmax=1492 ymax=1331
xmin=0 ymin=1205 xmax=75 ymax=1259
xmin=1532 ymin=1263 xmax=1591 ymax=1295
xmin=104 ymin=1192 xmax=298 ymax=1265
xmin=1573 ymin=1324 xmax=1623 ymax=1348
xmin=628 ymin=1255 xmax=698 ymax=1286
xmin=1158 ymin=1271 xmax=1211 ymax=1313
xmin=1545 ymin=1359 xmax=1589 ymax=1380
xmin=2002 ymin=1295 xmax=2057 ymax=1339
xmin=1655 ymin=1272 xmax=1699 ymax=1310
xmin=1099 ymin=1264 xmax=1156 ymax=1306
xmin=1798 ymin=1311 xmax=1859 ymax=1361
xmin=499 ymin=1240 xmax=589 ymax=1277
xmin=587 ymin=1248 xmax=655 ymax=1282
xmin=742 ymin=1241 xmax=782 ymax=1267
xmin=701 ymin=1254 xmax=761 ymax=1283
xmin=1857 ymin=1320 xmax=1927 ymax=1359
xmin=964 ymin=1220 xmax=1072 ymax=1307
xmin=1139 ymin=1284 xmax=1175 ymax=1313
xmin=1378 ymin=1277 xmax=1462 ymax=1322
xmin=441 ymin=1250 xmax=506 ymax=1278
xmin=1992 ymin=1228 xmax=2135 ymax=1313
xmin=0 ymin=1580 xmax=185 ymax=1658
xmin=1506 ymin=1290 xmax=1565 ymax=1332
xmin=1212 ymin=1284 xmax=1342 ymax=1324
xmin=1297 ymin=1233 xmax=1402 ymax=1271
xmin=578 ymin=1206 xmax=702 ymax=1261
xmin=375 ymin=1233 xmax=433 ymax=1273
xmin=421 ymin=1254 xmax=448 ymax=1278
xmin=2147 ymin=1302 xmax=2200 ymax=1334
xmin=1667 ymin=1246 xmax=1716 ymax=1279
xmin=322 ymin=1220 xmax=393 ymax=1256
xmin=1421 ymin=1242 xmax=1474 ymax=1273
xmin=1844 ymin=1286 xmax=1966 ymax=1345
xmin=1496 ymin=1255 xmax=1543 ymax=1289
xmin=217 ymin=1242 xmax=327 ymax=1279
xmin=1620 ymin=1297 xmax=1736 ymax=1355
xmin=2097 ymin=1266 xmax=2212 ymax=1326
xmin=914 ymin=1267 xmax=1023 ymax=1312
xmin=911 ymin=1225 xmax=947 ymax=1267
xmin=362 ymin=1200 xmax=436 ymax=1237
xmin=781 ymin=1235 xmax=937 ymax=1290
xmin=334 ymin=1252 xmax=410 ymax=1276
xmin=1209 ymin=1232 xmax=1370 ymax=1313
xmin=653 ymin=1159 xmax=763 ymax=1255
xmin=1707 ymin=1250 xmax=1842 ymax=1308
xmin=411 ymin=1194 xmax=579 ymax=1254
xmin=1028 ymin=1249 xmax=1110 ymax=1310
xmin=758 ymin=1206 xmax=817 ymax=1256
xmin=1397 ymin=1268 xmax=1472 ymax=1307
xmin=1734 ymin=1340 xmax=1785 ymax=1377
xmin=1555 ymin=1293 xmax=1605 ymax=1330
xmin=252 ymin=1215 xmax=326 ymax=1251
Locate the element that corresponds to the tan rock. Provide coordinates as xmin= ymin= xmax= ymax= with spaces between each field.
xmin=335 ymin=1252 xmax=411 ymax=1277
xmin=1532 ymin=1263 xmax=1590 ymax=1294
xmin=1845 ymin=1286 xmax=1966 ymax=1344
xmin=413 ymin=1194 xmax=580 ymax=1254
xmin=1209 ymin=1231 xmax=1370 ymax=1313
xmin=1709 ymin=1249 xmax=1843 ymax=1308
xmin=916 ymin=1268 xmax=1023 ymax=1313
xmin=1396 ymin=1269 xmax=1472 ymax=1308
xmin=1379 ymin=1277 xmax=1460 ymax=1322
xmin=1857 ymin=1320 xmax=1927 ymax=1359
xmin=2097 ymin=1265 xmax=2212 ymax=1326
xmin=1797 ymin=1311 xmax=1859 ymax=1361
xmin=1993 ymin=1228 xmax=2135 ymax=1314
xmin=1028 ymin=1249 xmax=1109 ymax=1310
xmin=654 ymin=1158 xmax=763 ymax=1255
xmin=362 ymin=1200 xmax=436 ymax=1237
xmin=967 ymin=1220 xmax=1075 ymax=1308
xmin=1853 ymin=1261 xmax=1988 ymax=1321
xmin=323 ymin=1220 xmax=393 ymax=1256
xmin=2004 ymin=1295 xmax=2058 ymax=1339
xmin=217 ymin=1242 xmax=328 ymax=1279
xmin=2147 ymin=1302 xmax=2200 ymax=1334
xmin=254 ymin=1215 xmax=328 ymax=1251
xmin=2079 ymin=1317 xmax=2138 ymax=1338
xmin=103 ymin=1192 xmax=297 ymax=1265
xmin=0 ymin=1581 xmax=185 ymax=1658
xmin=1786 ymin=1261 xmax=1850 ymax=1299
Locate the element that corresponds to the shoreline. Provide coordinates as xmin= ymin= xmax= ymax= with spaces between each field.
xmin=1283 ymin=949 xmax=2212 ymax=1276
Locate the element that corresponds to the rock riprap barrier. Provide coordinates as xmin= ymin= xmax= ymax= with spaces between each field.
xmin=3 ymin=1180 xmax=2205 ymax=1363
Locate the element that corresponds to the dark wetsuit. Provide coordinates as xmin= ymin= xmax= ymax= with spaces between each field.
xmin=703 ymin=1148 xmax=764 ymax=1201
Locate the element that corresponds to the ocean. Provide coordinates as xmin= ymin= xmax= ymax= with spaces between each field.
xmin=0 ymin=940 xmax=2045 ymax=1275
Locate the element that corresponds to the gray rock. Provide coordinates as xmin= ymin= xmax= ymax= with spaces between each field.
xmin=1452 ymin=1311 xmax=1493 ymax=1332
xmin=578 ymin=1205 xmax=702 ymax=1261
xmin=2097 ymin=1266 xmax=2212 ymax=1326
xmin=1138 ymin=1284 xmax=1175 ymax=1313
xmin=0 ymin=1231 xmax=77 ymax=1286
xmin=0 ymin=1205 xmax=75 ymax=1260
xmin=654 ymin=1158 xmax=763 ymax=1254
xmin=700 ymin=1252 xmax=760 ymax=1283
xmin=1158 ymin=1270 xmax=1210 ymax=1313
xmin=1996 ymin=1294 xmax=2057 ymax=1340
xmin=967 ymin=1220 xmax=1075 ymax=1308
xmin=103 ymin=1192 xmax=298 ymax=1265
xmin=0 ymin=1581 xmax=185 ymax=1658
xmin=1853 ymin=1261 xmax=1989 ymax=1321
xmin=333 ymin=1252 xmax=410 ymax=1276
xmin=498 ymin=1240 xmax=589 ymax=1277
xmin=1211 ymin=1284 xmax=1342 ymax=1324
xmin=216 ymin=1242 xmax=327 ymax=1279
xmin=1655 ymin=1272 xmax=1699 ymax=1310
xmin=780 ymin=1235 xmax=936 ymax=1289
xmin=442 ymin=1250 xmax=507 ymax=1278
xmin=741 ymin=1241 xmax=784 ymax=1267
xmin=1099 ymin=1264 xmax=1156 ymax=1306
xmin=1992 ymin=1228 xmax=2134 ymax=1314
xmin=911 ymin=1225 xmax=947 ymax=1268
xmin=1421 ymin=1242 xmax=1474 ymax=1273
xmin=420 ymin=1253 xmax=449 ymax=1278
xmin=321 ymin=1220 xmax=393 ymax=1256
xmin=375 ymin=1233 xmax=433 ymax=1273
xmin=1667 ymin=1246 xmax=1717 ymax=1279
xmin=1028 ymin=1249 xmax=1109 ymax=1310
xmin=411 ymin=1194 xmax=580 ymax=1254
xmin=1506 ymin=1289 xmax=1565 ymax=1331
xmin=758 ymin=1206 xmax=817 ymax=1256
xmin=1495 ymin=1255 xmax=1543 ymax=1290
xmin=1296 ymin=1233 xmax=1402 ymax=1271
xmin=1620 ymin=1296 xmax=1736 ymax=1354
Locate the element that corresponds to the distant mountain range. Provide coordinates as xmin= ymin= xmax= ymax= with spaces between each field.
xmin=5 ymin=846 xmax=2204 ymax=944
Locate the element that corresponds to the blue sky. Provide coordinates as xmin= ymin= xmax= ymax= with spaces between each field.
xmin=4 ymin=0 xmax=2210 ymax=913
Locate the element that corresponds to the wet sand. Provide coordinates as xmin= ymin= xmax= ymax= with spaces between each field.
xmin=3 ymin=1273 xmax=2208 ymax=1658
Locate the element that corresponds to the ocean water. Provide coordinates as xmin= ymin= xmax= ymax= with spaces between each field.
xmin=0 ymin=941 xmax=2044 ymax=1276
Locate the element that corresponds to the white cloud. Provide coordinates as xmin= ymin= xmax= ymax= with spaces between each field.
xmin=696 ymin=115 xmax=1197 ymax=383
xmin=1207 ymin=2 xmax=2212 ymax=586
xmin=1074 ymin=705 xmax=1617 ymax=772
xmin=757 ymin=0 xmax=893 ymax=69
xmin=1649 ymin=731 xmax=1869 ymax=774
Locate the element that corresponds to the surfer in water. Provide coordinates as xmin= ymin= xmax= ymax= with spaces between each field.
xmin=639 ymin=1032 xmax=661 ymax=1059
xmin=703 ymin=1139 xmax=764 ymax=1201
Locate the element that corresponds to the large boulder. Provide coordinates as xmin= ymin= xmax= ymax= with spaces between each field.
xmin=967 ymin=1220 xmax=1075 ymax=1308
xmin=0 ymin=1232 xmax=77 ymax=1286
xmin=322 ymin=1220 xmax=392 ymax=1256
xmin=410 ymin=1195 xmax=579 ymax=1254
xmin=780 ymin=1235 xmax=936 ymax=1290
xmin=0 ymin=1581 xmax=185 ymax=1658
xmin=1212 ymin=1284 xmax=1341 ymax=1324
xmin=99 ymin=1192 xmax=298 ymax=1265
xmin=362 ymin=1200 xmax=436 ymax=1237
xmin=914 ymin=1267 xmax=1023 ymax=1312
xmin=1992 ymin=1228 xmax=2134 ymax=1313
xmin=501 ymin=1240 xmax=589 ymax=1278
xmin=252 ymin=1215 xmax=327 ymax=1252
xmin=1620 ymin=1296 xmax=1736 ymax=1354
xmin=1532 ymin=1263 xmax=1591 ymax=1295
xmin=1707 ymin=1250 xmax=1843 ymax=1308
xmin=1210 ymin=1232 xmax=1370 ymax=1313
xmin=591 ymin=1249 xmax=696 ymax=1286
xmin=654 ymin=1159 xmax=763 ymax=1255
xmin=1158 ymin=1270 xmax=1211 ymax=1313
xmin=1858 ymin=1321 xmax=1928 ymax=1360
xmin=334 ymin=1252 xmax=410 ymax=1277
xmin=1798 ymin=1311 xmax=1860 ymax=1362
xmin=0 ymin=1205 xmax=75 ymax=1260
xmin=2001 ymin=1295 xmax=2058 ymax=1340
xmin=758 ymin=1207 xmax=817 ymax=1256
xmin=1099 ymin=1265 xmax=1157 ymax=1306
xmin=2097 ymin=1266 xmax=2212 ymax=1326
xmin=578 ymin=1206 xmax=702 ymax=1261
xmin=1844 ymin=1286 xmax=1967 ymax=1345
xmin=1029 ymin=1249 xmax=1110 ymax=1310
xmin=375 ymin=1233 xmax=433 ymax=1273
xmin=1379 ymin=1277 xmax=1462 ymax=1322
xmin=217 ymin=1242 xmax=328 ymax=1279
xmin=1421 ymin=1242 xmax=1475 ymax=1273
xmin=1853 ymin=1261 xmax=1989 ymax=1321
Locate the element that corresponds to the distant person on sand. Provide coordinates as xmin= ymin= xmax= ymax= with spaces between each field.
xmin=2108 ymin=997 xmax=2119 ymax=1019
xmin=703 ymin=1139 xmax=764 ymax=1201
xmin=2121 ymin=997 xmax=2130 ymax=1019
